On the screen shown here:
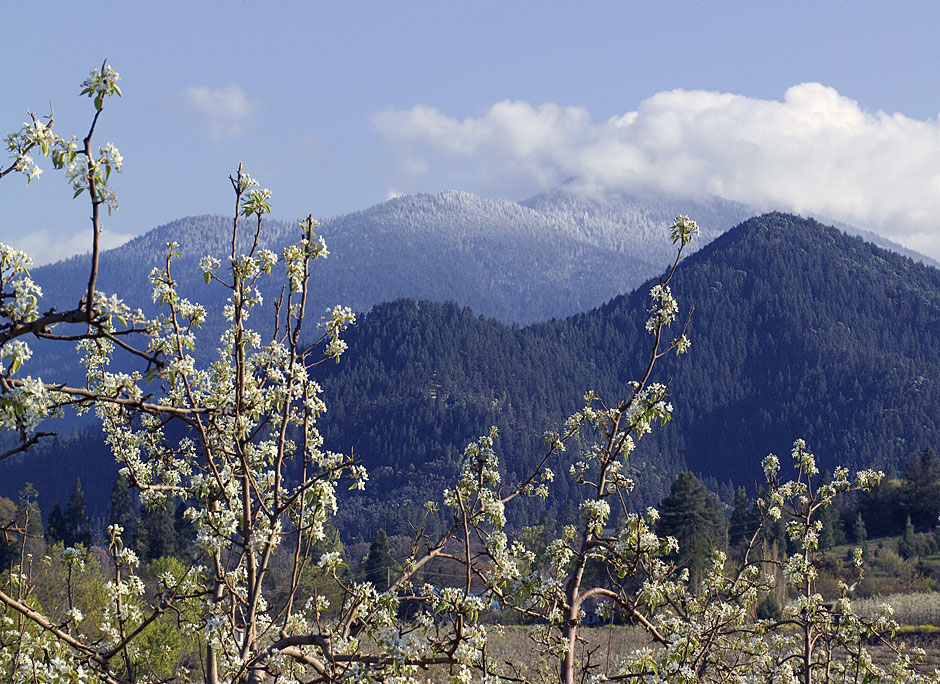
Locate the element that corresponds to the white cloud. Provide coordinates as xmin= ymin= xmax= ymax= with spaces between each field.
xmin=10 ymin=229 xmax=133 ymax=266
xmin=184 ymin=84 xmax=254 ymax=141
xmin=374 ymin=85 xmax=940 ymax=259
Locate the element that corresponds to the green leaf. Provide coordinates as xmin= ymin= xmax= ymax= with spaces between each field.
xmin=204 ymin=271 xmax=211 ymax=284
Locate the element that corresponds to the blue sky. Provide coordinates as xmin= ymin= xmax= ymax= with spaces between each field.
xmin=4 ymin=1 xmax=940 ymax=262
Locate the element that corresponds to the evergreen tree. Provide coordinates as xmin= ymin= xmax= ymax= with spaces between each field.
xmin=109 ymin=473 xmax=136 ymax=541
xmin=899 ymin=447 xmax=940 ymax=532
xmin=46 ymin=503 xmax=69 ymax=546
xmin=898 ymin=515 xmax=917 ymax=560
xmin=852 ymin=512 xmax=869 ymax=557
xmin=173 ymin=501 xmax=194 ymax=560
xmin=657 ymin=472 xmax=727 ymax=587
xmin=817 ymin=501 xmax=845 ymax=552
xmin=363 ymin=529 xmax=394 ymax=591
xmin=859 ymin=478 xmax=902 ymax=538
xmin=728 ymin=486 xmax=758 ymax=549
xmin=312 ymin=518 xmax=346 ymax=566
xmin=65 ymin=478 xmax=92 ymax=547
xmin=817 ymin=470 xmax=846 ymax=551
xmin=16 ymin=482 xmax=44 ymax=560
xmin=852 ymin=512 xmax=867 ymax=544
xmin=0 ymin=495 xmax=18 ymax=570
xmin=137 ymin=500 xmax=178 ymax=562
xmin=704 ymin=492 xmax=728 ymax=550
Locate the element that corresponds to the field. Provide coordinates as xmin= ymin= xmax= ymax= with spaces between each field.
xmin=481 ymin=626 xmax=651 ymax=681
xmin=376 ymin=623 xmax=940 ymax=682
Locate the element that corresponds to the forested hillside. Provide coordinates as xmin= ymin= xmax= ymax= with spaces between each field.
xmin=640 ymin=212 xmax=940 ymax=480
xmin=306 ymin=213 xmax=940 ymax=539
xmin=21 ymin=190 xmax=750 ymax=395
xmin=5 ymin=213 xmax=939 ymax=543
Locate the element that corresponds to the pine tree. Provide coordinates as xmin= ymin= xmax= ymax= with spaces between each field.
xmin=852 ymin=511 xmax=869 ymax=557
xmin=0 ymin=496 xmax=18 ymax=569
xmin=46 ymin=503 xmax=69 ymax=545
xmin=16 ymin=482 xmax=44 ymax=560
xmin=173 ymin=501 xmax=194 ymax=560
xmin=363 ymin=529 xmax=394 ymax=591
xmin=859 ymin=478 xmax=902 ymax=538
xmin=728 ymin=486 xmax=758 ymax=549
xmin=704 ymin=492 xmax=728 ymax=550
xmin=109 ymin=473 xmax=136 ymax=541
xmin=898 ymin=515 xmax=917 ymax=560
xmin=900 ymin=448 xmax=940 ymax=531
xmin=852 ymin=512 xmax=867 ymax=544
xmin=817 ymin=470 xmax=846 ymax=551
xmin=137 ymin=499 xmax=178 ymax=562
xmin=65 ymin=478 xmax=92 ymax=547
xmin=657 ymin=472 xmax=727 ymax=587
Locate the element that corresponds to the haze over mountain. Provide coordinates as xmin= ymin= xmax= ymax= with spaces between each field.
xmin=7 ymin=212 xmax=939 ymax=541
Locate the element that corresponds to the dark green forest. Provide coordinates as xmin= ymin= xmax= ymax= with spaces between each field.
xmin=313 ymin=213 xmax=940 ymax=539
xmin=3 ymin=213 xmax=939 ymax=546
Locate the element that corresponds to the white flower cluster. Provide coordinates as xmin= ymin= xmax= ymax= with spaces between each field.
xmin=63 ymin=139 xmax=123 ymax=212
xmin=242 ymin=186 xmax=271 ymax=218
xmin=59 ymin=546 xmax=86 ymax=571
xmin=622 ymin=382 xmax=672 ymax=439
xmin=0 ymin=243 xmax=42 ymax=326
xmin=669 ymin=215 xmax=700 ymax=247
xmin=282 ymin=217 xmax=329 ymax=293
xmin=645 ymin=284 xmax=678 ymax=333
xmin=5 ymin=115 xmax=57 ymax=183
xmin=320 ymin=305 xmax=356 ymax=360
xmin=0 ymin=376 xmax=51 ymax=431
xmin=80 ymin=62 xmax=121 ymax=109
xmin=580 ymin=498 xmax=610 ymax=536
xmin=791 ymin=438 xmax=818 ymax=476
xmin=1 ymin=339 xmax=31 ymax=376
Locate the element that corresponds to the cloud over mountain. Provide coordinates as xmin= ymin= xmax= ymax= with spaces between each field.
xmin=9 ymin=228 xmax=133 ymax=267
xmin=375 ymin=84 xmax=940 ymax=260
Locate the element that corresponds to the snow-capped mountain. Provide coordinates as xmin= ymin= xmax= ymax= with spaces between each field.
xmin=32 ymin=189 xmax=758 ymax=330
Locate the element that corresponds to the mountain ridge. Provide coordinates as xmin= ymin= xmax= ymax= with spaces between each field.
xmin=32 ymin=190 xmax=936 ymax=331
xmin=25 ymin=191 xmax=761 ymax=379
xmin=7 ymin=210 xmax=939 ymax=540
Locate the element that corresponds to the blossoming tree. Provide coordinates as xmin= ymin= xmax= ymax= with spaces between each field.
xmin=1 ymin=65 xmax=937 ymax=684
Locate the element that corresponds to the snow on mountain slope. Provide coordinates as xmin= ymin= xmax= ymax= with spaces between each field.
xmin=29 ymin=189 xmax=934 ymax=333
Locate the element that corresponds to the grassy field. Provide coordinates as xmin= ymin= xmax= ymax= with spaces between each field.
xmin=479 ymin=625 xmax=651 ymax=682
xmin=404 ymin=625 xmax=940 ymax=682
